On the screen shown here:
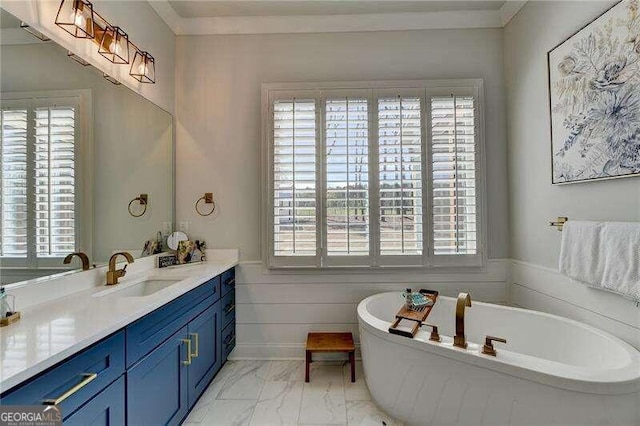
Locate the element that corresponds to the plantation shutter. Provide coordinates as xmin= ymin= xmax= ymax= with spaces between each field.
xmin=325 ymin=97 xmax=369 ymax=257
xmin=272 ymin=97 xmax=318 ymax=259
xmin=430 ymin=95 xmax=478 ymax=256
xmin=35 ymin=106 xmax=76 ymax=257
xmin=0 ymin=109 xmax=29 ymax=257
xmin=377 ymin=95 xmax=424 ymax=257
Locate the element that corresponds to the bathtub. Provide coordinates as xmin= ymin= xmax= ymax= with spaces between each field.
xmin=357 ymin=292 xmax=640 ymax=426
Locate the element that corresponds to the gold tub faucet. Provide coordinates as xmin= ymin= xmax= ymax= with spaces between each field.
xmin=454 ymin=292 xmax=472 ymax=349
xmin=63 ymin=252 xmax=90 ymax=271
xmin=106 ymin=252 xmax=134 ymax=285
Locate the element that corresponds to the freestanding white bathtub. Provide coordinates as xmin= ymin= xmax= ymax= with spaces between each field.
xmin=358 ymin=292 xmax=640 ymax=426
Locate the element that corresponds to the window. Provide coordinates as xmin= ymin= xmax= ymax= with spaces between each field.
xmin=1 ymin=92 xmax=85 ymax=267
xmin=263 ymin=81 xmax=484 ymax=269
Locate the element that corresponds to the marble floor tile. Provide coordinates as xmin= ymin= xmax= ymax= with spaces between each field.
xmin=346 ymin=401 xmax=402 ymax=426
xmin=267 ymin=361 xmax=305 ymax=382
xmin=249 ymin=381 xmax=304 ymax=426
xmin=299 ymin=380 xmax=347 ymax=425
xmin=218 ymin=361 xmax=271 ymax=400
xmin=198 ymin=400 xmax=257 ymax=426
xmin=342 ymin=362 xmax=370 ymax=401
xmin=308 ymin=361 xmax=346 ymax=383
xmin=199 ymin=362 xmax=237 ymax=403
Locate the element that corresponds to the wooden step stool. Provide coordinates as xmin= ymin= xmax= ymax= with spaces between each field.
xmin=305 ymin=332 xmax=356 ymax=383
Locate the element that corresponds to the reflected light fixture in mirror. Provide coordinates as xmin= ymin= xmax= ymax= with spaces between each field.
xmin=98 ymin=25 xmax=129 ymax=64
xmin=130 ymin=51 xmax=155 ymax=84
xmin=20 ymin=22 xmax=50 ymax=42
xmin=67 ymin=51 xmax=90 ymax=66
xmin=55 ymin=0 xmax=95 ymax=39
xmin=103 ymin=73 xmax=121 ymax=85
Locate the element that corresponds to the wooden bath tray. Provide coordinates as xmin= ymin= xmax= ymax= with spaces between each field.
xmin=388 ymin=289 xmax=438 ymax=338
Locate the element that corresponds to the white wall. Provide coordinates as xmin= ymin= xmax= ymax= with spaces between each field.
xmin=176 ymin=28 xmax=510 ymax=357
xmin=504 ymin=1 xmax=640 ymax=348
xmin=1 ymin=0 xmax=175 ymax=113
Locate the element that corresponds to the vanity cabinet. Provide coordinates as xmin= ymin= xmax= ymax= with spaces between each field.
xmin=127 ymin=326 xmax=190 ymax=426
xmin=64 ymin=376 xmax=126 ymax=426
xmin=187 ymin=301 xmax=223 ymax=404
xmin=1 ymin=267 xmax=236 ymax=426
xmin=0 ymin=330 xmax=125 ymax=421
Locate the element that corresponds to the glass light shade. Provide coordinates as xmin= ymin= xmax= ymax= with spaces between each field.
xmin=130 ymin=50 xmax=155 ymax=84
xmin=98 ymin=25 xmax=129 ymax=64
xmin=55 ymin=0 xmax=94 ymax=39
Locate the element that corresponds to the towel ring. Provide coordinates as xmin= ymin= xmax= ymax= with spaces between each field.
xmin=128 ymin=194 xmax=148 ymax=217
xmin=195 ymin=192 xmax=215 ymax=216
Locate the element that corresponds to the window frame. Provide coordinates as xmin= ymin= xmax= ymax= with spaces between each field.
xmin=0 ymin=89 xmax=93 ymax=269
xmin=261 ymin=80 xmax=487 ymax=270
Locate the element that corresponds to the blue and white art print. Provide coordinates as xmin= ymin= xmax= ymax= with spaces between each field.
xmin=549 ymin=0 xmax=640 ymax=184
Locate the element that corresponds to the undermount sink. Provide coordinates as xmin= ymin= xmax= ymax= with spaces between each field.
xmin=93 ymin=278 xmax=184 ymax=298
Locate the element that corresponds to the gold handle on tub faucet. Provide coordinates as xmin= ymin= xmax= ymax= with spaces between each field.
xmin=482 ymin=336 xmax=507 ymax=356
xmin=421 ymin=323 xmax=441 ymax=342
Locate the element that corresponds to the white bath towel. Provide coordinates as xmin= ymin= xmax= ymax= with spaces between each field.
xmin=559 ymin=221 xmax=640 ymax=302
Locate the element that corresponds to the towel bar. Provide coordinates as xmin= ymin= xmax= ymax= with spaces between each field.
xmin=549 ymin=217 xmax=568 ymax=231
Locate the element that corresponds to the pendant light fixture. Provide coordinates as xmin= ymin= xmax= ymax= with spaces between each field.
xmin=98 ymin=25 xmax=129 ymax=64
xmin=130 ymin=50 xmax=156 ymax=84
xmin=55 ymin=0 xmax=95 ymax=39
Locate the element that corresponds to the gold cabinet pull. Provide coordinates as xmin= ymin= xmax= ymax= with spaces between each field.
xmin=181 ymin=339 xmax=192 ymax=365
xmin=225 ymin=303 xmax=235 ymax=314
xmin=42 ymin=373 xmax=97 ymax=405
xmin=189 ymin=333 xmax=199 ymax=358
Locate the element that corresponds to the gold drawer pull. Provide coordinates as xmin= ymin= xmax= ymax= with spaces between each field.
xmin=225 ymin=278 xmax=235 ymax=286
xmin=181 ymin=339 xmax=192 ymax=365
xmin=225 ymin=303 xmax=235 ymax=314
xmin=42 ymin=373 xmax=97 ymax=405
xmin=189 ymin=333 xmax=199 ymax=358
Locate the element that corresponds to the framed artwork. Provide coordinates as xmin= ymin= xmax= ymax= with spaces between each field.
xmin=548 ymin=0 xmax=640 ymax=184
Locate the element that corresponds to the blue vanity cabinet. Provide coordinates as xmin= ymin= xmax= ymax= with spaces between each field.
xmin=187 ymin=299 xmax=223 ymax=404
xmin=0 ymin=331 xmax=125 ymax=420
xmin=1 ymin=267 xmax=237 ymax=426
xmin=63 ymin=376 xmax=125 ymax=426
xmin=127 ymin=326 xmax=190 ymax=426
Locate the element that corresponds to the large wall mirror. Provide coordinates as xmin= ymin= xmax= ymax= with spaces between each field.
xmin=0 ymin=9 xmax=174 ymax=285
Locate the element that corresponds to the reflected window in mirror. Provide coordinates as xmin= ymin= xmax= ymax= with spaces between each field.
xmin=0 ymin=92 xmax=86 ymax=267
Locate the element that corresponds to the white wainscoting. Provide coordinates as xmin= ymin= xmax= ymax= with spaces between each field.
xmin=232 ymin=260 xmax=510 ymax=359
xmin=511 ymin=260 xmax=640 ymax=350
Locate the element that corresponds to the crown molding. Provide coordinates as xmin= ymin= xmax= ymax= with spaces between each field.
xmin=148 ymin=1 xmax=521 ymax=35
xmin=500 ymin=1 xmax=527 ymax=26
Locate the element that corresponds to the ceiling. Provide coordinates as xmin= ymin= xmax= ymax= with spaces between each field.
xmin=167 ymin=1 xmax=507 ymax=18
xmin=151 ymin=1 xmax=525 ymax=35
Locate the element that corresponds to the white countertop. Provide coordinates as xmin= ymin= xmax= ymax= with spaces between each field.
xmin=0 ymin=251 xmax=238 ymax=393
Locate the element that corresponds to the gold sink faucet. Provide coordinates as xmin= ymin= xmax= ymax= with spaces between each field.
xmin=106 ymin=252 xmax=134 ymax=285
xmin=454 ymin=292 xmax=472 ymax=349
xmin=63 ymin=252 xmax=90 ymax=271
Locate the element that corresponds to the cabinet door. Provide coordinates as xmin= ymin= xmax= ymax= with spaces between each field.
xmin=63 ymin=376 xmax=125 ymax=426
xmin=127 ymin=326 xmax=189 ymax=426
xmin=187 ymin=299 xmax=222 ymax=405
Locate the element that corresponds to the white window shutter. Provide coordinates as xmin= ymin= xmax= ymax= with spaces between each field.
xmin=34 ymin=106 xmax=76 ymax=257
xmin=377 ymin=96 xmax=424 ymax=256
xmin=325 ymin=97 xmax=369 ymax=256
xmin=272 ymin=98 xmax=317 ymax=257
xmin=0 ymin=109 xmax=29 ymax=257
xmin=430 ymin=95 xmax=477 ymax=255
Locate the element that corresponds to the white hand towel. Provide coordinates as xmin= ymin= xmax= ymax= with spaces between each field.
xmin=559 ymin=221 xmax=640 ymax=302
